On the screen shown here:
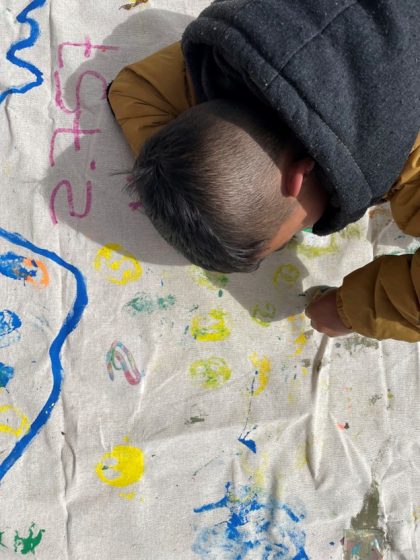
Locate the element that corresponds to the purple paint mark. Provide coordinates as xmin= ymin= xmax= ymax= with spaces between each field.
xmin=90 ymin=160 xmax=96 ymax=170
xmin=129 ymin=201 xmax=143 ymax=211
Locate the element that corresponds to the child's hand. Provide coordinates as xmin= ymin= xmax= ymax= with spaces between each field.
xmin=305 ymin=288 xmax=352 ymax=337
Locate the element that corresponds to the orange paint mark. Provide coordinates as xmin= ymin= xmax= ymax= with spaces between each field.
xmin=23 ymin=258 xmax=50 ymax=287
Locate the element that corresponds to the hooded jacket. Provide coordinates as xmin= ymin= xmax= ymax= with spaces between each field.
xmin=182 ymin=0 xmax=420 ymax=235
xmin=108 ymin=41 xmax=419 ymax=342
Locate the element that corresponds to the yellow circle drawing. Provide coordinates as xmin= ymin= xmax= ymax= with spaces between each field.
xmin=189 ymin=266 xmax=229 ymax=290
xmin=93 ymin=243 xmax=142 ymax=285
xmin=95 ymin=444 xmax=144 ymax=487
xmin=0 ymin=405 xmax=30 ymax=437
xmin=190 ymin=309 xmax=231 ymax=341
xmin=291 ymin=234 xmax=338 ymax=258
xmin=189 ymin=357 xmax=231 ymax=389
xmin=273 ymin=264 xmax=300 ymax=286
xmin=251 ymin=303 xmax=276 ymax=327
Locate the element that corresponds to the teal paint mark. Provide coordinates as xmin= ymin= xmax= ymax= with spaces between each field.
xmin=0 ymin=362 xmax=14 ymax=387
xmin=13 ymin=523 xmax=45 ymax=555
xmin=0 ymin=251 xmax=38 ymax=282
xmin=193 ymin=482 xmax=308 ymax=559
xmin=218 ymin=290 xmax=223 ymax=297
xmin=0 ymin=531 xmax=5 ymax=548
xmin=124 ymin=292 xmax=175 ymax=316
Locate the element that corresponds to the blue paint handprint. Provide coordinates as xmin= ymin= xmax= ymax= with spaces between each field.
xmin=0 ymin=228 xmax=87 ymax=481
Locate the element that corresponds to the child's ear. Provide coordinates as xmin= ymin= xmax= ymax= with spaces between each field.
xmin=284 ymin=157 xmax=315 ymax=198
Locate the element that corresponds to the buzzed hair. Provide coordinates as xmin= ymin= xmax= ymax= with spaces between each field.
xmin=128 ymin=99 xmax=297 ymax=272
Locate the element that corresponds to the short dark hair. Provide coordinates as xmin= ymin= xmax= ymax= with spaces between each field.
xmin=128 ymin=99 xmax=296 ymax=272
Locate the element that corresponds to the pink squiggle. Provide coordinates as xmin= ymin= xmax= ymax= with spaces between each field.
xmin=54 ymin=69 xmax=108 ymax=115
xmin=49 ymin=179 xmax=92 ymax=224
xmin=57 ymin=37 xmax=119 ymax=69
xmin=49 ymin=127 xmax=101 ymax=167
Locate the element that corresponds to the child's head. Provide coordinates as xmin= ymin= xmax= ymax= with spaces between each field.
xmin=129 ymin=100 xmax=326 ymax=272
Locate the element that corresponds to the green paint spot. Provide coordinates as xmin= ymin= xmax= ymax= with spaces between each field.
xmin=14 ymin=523 xmax=45 ymax=555
xmin=343 ymin=334 xmax=379 ymax=355
xmin=0 ymin=531 xmax=6 ymax=548
xmin=124 ymin=292 xmax=175 ymax=316
xmin=185 ymin=416 xmax=205 ymax=424
xmin=189 ymin=266 xmax=230 ymax=290
xmin=218 ymin=290 xmax=223 ymax=297
xmin=189 ymin=357 xmax=231 ymax=389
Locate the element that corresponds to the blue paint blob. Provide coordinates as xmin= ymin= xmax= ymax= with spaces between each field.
xmin=0 ymin=251 xmax=38 ymax=281
xmin=238 ymin=437 xmax=257 ymax=454
xmin=0 ymin=228 xmax=88 ymax=481
xmin=0 ymin=0 xmax=46 ymax=104
xmin=0 ymin=363 xmax=14 ymax=387
xmin=0 ymin=310 xmax=22 ymax=337
xmin=193 ymin=482 xmax=309 ymax=559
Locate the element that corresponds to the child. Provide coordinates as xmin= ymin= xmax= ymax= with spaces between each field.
xmin=108 ymin=1 xmax=420 ymax=343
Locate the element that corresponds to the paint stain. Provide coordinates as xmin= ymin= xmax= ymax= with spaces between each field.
xmin=124 ymin=292 xmax=175 ymax=316
xmin=189 ymin=266 xmax=229 ymax=291
xmin=0 ymin=0 xmax=47 ymax=105
xmin=119 ymin=0 xmax=148 ymax=9
xmin=0 ymin=405 xmax=30 ymax=437
xmin=287 ymin=314 xmax=309 ymax=357
xmin=343 ymin=480 xmax=386 ymax=559
xmin=119 ymin=491 xmax=136 ymax=500
xmin=193 ymin=482 xmax=308 ymax=559
xmin=251 ymin=302 xmax=276 ymax=327
xmin=337 ymin=422 xmax=350 ymax=430
xmin=343 ymin=335 xmax=379 ymax=355
xmin=190 ymin=309 xmax=231 ymax=342
xmin=13 ymin=523 xmax=45 ymax=555
xmin=93 ymin=243 xmax=142 ymax=285
xmin=273 ymin=263 xmax=301 ymax=286
xmin=0 ymin=362 xmax=14 ymax=388
xmin=369 ymin=394 xmax=382 ymax=406
xmin=291 ymin=232 xmax=339 ymax=258
xmin=238 ymin=436 xmax=257 ymax=453
xmin=0 ymin=252 xmax=38 ymax=282
xmin=185 ymin=415 xmax=206 ymax=425
xmin=189 ymin=357 xmax=231 ymax=389
xmin=95 ymin=442 xmax=144 ymax=488
xmin=0 ymin=309 xmax=22 ymax=340
xmin=106 ymin=341 xmax=143 ymax=385
xmin=248 ymin=353 xmax=271 ymax=396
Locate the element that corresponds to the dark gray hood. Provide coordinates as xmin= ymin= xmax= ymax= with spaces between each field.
xmin=182 ymin=0 xmax=420 ymax=234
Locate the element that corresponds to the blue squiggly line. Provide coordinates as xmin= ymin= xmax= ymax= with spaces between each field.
xmin=0 ymin=0 xmax=47 ymax=104
xmin=0 ymin=228 xmax=88 ymax=481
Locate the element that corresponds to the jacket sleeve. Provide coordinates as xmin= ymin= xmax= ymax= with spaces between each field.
xmin=108 ymin=42 xmax=195 ymax=155
xmin=336 ymin=135 xmax=420 ymax=342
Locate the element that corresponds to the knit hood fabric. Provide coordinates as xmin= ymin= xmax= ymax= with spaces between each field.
xmin=182 ymin=0 xmax=420 ymax=234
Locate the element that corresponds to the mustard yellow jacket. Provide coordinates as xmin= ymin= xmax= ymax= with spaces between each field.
xmin=108 ymin=43 xmax=420 ymax=342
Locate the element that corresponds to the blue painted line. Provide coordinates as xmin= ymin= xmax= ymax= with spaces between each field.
xmin=0 ymin=0 xmax=47 ymax=104
xmin=0 ymin=228 xmax=88 ymax=481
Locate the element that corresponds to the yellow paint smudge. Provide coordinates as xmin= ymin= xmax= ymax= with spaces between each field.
xmin=190 ymin=309 xmax=231 ymax=341
xmin=189 ymin=266 xmax=229 ymax=291
xmin=250 ymin=303 xmax=276 ymax=327
xmin=119 ymin=492 xmax=136 ymax=500
xmin=0 ymin=405 xmax=30 ymax=437
xmin=301 ymin=366 xmax=309 ymax=376
xmin=95 ymin=443 xmax=144 ymax=488
xmin=338 ymin=223 xmax=362 ymax=240
xmin=93 ymin=243 xmax=142 ymax=285
xmin=287 ymin=314 xmax=309 ymax=357
xmin=189 ymin=357 xmax=231 ymax=389
xmin=294 ymin=442 xmax=308 ymax=470
xmin=248 ymin=353 xmax=271 ymax=396
xmin=240 ymin=452 xmax=269 ymax=496
xmin=291 ymin=233 xmax=338 ymax=258
xmin=273 ymin=264 xmax=300 ymax=287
